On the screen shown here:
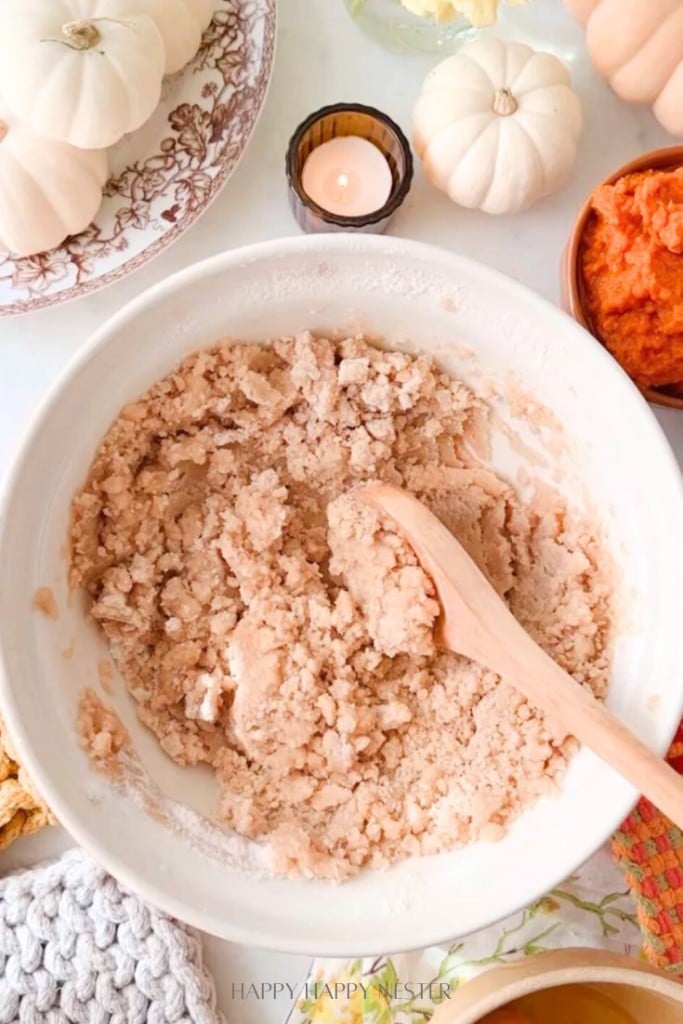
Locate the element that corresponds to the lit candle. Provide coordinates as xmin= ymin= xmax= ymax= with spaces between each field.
xmin=286 ymin=103 xmax=413 ymax=234
xmin=301 ymin=136 xmax=393 ymax=218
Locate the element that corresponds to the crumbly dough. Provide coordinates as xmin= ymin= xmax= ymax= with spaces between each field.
xmin=33 ymin=587 xmax=58 ymax=620
xmin=70 ymin=333 xmax=611 ymax=880
xmin=77 ymin=689 xmax=131 ymax=780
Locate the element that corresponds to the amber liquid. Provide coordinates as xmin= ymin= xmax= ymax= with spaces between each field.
xmin=484 ymin=984 xmax=638 ymax=1024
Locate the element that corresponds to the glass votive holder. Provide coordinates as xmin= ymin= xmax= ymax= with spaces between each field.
xmin=286 ymin=102 xmax=413 ymax=234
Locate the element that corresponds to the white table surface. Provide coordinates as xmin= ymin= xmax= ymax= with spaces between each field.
xmin=1 ymin=1 xmax=682 ymax=1022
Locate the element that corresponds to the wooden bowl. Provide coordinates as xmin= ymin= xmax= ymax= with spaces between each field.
xmin=431 ymin=948 xmax=683 ymax=1024
xmin=562 ymin=146 xmax=683 ymax=411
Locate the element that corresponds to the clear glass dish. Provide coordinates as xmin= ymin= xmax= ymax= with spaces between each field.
xmin=344 ymin=0 xmax=474 ymax=53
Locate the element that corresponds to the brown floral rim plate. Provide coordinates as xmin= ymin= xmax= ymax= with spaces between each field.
xmin=0 ymin=0 xmax=276 ymax=317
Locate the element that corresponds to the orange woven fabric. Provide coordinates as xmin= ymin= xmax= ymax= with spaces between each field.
xmin=612 ymin=722 xmax=683 ymax=972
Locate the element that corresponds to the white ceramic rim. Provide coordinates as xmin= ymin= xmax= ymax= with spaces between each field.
xmin=1 ymin=235 xmax=682 ymax=954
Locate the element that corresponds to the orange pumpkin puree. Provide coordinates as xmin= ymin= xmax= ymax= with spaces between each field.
xmin=581 ymin=166 xmax=683 ymax=390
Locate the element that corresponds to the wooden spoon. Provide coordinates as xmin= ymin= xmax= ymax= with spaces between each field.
xmin=357 ymin=483 xmax=683 ymax=828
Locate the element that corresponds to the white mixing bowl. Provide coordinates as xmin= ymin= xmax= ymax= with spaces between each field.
xmin=1 ymin=235 xmax=682 ymax=955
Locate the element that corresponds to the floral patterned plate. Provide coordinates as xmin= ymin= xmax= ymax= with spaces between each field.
xmin=0 ymin=0 xmax=275 ymax=316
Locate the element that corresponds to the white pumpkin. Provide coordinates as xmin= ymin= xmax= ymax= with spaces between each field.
xmin=126 ymin=0 xmax=216 ymax=74
xmin=0 ymin=102 xmax=108 ymax=257
xmin=413 ymin=37 xmax=583 ymax=215
xmin=0 ymin=0 xmax=166 ymax=150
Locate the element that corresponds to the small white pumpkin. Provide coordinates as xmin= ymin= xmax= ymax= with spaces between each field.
xmin=0 ymin=0 xmax=166 ymax=150
xmin=122 ymin=0 xmax=215 ymax=75
xmin=413 ymin=36 xmax=583 ymax=215
xmin=0 ymin=102 xmax=108 ymax=257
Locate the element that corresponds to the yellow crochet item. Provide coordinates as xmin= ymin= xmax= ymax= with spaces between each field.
xmin=0 ymin=718 xmax=54 ymax=850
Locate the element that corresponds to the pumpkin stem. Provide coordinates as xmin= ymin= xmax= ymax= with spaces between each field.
xmin=61 ymin=19 xmax=101 ymax=50
xmin=492 ymin=88 xmax=518 ymax=117
xmin=41 ymin=18 xmax=135 ymax=50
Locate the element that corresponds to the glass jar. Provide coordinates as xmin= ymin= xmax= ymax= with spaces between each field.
xmin=344 ymin=0 xmax=474 ymax=54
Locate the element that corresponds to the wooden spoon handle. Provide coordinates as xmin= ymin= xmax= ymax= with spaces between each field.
xmin=497 ymin=636 xmax=683 ymax=828
xmin=357 ymin=484 xmax=683 ymax=826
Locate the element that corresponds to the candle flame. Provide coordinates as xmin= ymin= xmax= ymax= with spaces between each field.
xmin=337 ymin=172 xmax=350 ymax=190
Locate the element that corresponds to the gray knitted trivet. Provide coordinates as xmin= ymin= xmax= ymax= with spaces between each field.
xmin=0 ymin=849 xmax=223 ymax=1024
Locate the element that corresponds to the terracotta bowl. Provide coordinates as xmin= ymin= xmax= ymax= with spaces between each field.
xmin=431 ymin=948 xmax=683 ymax=1024
xmin=562 ymin=146 xmax=683 ymax=411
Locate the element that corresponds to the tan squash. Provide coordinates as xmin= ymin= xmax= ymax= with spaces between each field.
xmin=565 ymin=0 xmax=683 ymax=135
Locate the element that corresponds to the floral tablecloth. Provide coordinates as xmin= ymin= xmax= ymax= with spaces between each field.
xmin=286 ymin=847 xmax=642 ymax=1024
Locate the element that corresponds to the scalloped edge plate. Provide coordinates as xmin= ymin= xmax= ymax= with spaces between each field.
xmin=0 ymin=0 xmax=275 ymax=317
